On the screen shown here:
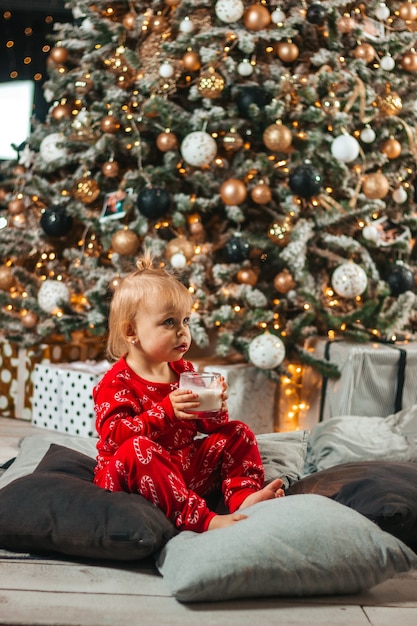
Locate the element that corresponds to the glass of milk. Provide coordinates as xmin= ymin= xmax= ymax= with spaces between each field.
xmin=179 ymin=371 xmax=223 ymax=415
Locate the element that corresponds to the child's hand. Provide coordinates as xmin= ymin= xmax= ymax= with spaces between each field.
xmin=170 ymin=388 xmax=200 ymax=420
xmin=220 ymin=376 xmax=229 ymax=412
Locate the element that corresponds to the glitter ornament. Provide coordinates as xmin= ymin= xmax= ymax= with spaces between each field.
xmin=111 ymin=229 xmax=140 ymax=256
xmin=72 ymin=176 xmax=100 ymax=204
xmin=362 ymin=172 xmax=390 ymax=199
xmin=263 ymin=123 xmax=292 ymax=152
xmin=248 ymin=333 xmax=286 ymax=369
xmin=38 ymin=280 xmax=70 ymax=313
xmin=331 ymin=262 xmax=368 ymax=298
xmin=39 ymin=133 xmax=68 ymax=163
xmin=198 ymin=68 xmax=225 ymax=99
xmin=331 ymin=134 xmax=360 ymax=162
xmin=220 ymin=178 xmax=247 ymax=205
xmin=180 ymin=131 xmax=217 ymax=167
xmin=377 ymin=88 xmax=402 ymax=116
xmin=267 ymin=218 xmax=293 ymax=247
xmin=215 ymin=0 xmax=245 ymax=23
xmin=222 ymin=130 xmax=244 ymax=152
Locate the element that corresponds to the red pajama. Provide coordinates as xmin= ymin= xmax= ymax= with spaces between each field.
xmin=93 ymin=357 xmax=264 ymax=532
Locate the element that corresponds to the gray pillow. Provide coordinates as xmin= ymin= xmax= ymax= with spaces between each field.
xmin=156 ymin=494 xmax=417 ymax=602
xmin=0 ymin=430 xmax=308 ymax=490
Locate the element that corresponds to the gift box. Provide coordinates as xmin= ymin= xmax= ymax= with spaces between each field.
xmin=32 ymin=361 xmax=110 ymax=437
xmin=0 ymin=334 xmax=105 ymax=421
xmin=193 ymin=359 xmax=278 ymax=434
xmin=298 ymin=338 xmax=417 ymax=429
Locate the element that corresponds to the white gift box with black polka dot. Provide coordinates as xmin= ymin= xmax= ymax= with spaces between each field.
xmin=32 ymin=361 xmax=110 ymax=438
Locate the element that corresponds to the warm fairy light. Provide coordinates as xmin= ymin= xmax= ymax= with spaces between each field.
xmin=234 ymin=305 xmax=241 ymax=312
xmin=328 ymin=330 xmax=335 ymax=339
xmin=303 ymin=303 xmax=310 ymax=310
xmin=326 ymin=287 xmax=334 ymax=296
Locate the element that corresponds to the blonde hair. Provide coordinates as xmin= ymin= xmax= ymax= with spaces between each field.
xmin=106 ymin=250 xmax=193 ymax=361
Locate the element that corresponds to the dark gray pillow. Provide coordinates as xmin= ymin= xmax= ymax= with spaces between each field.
xmin=0 ymin=444 xmax=177 ymax=560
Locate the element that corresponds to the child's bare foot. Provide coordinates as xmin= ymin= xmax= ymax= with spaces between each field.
xmin=208 ymin=512 xmax=247 ymax=531
xmin=239 ymin=478 xmax=285 ymax=510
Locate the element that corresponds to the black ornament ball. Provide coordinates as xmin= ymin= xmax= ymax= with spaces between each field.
xmin=235 ymin=86 xmax=268 ymax=118
xmin=40 ymin=205 xmax=73 ymax=237
xmin=306 ymin=3 xmax=327 ymax=25
xmin=137 ymin=187 xmax=171 ymax=218
xmin=224 ymin=234 xmax=251 ymax=262
xmin=288 ymin=164 xmax=322 ymax=198
xmin=386 ymin=263 xmax=414 ymax=297
xmin=413 ymin=178 xmax=417 ymax=203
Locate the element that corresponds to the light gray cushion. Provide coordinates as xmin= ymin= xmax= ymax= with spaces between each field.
xmin=156 ymin=494 xmax=417 ymax=602
xmin=0 ymin=429 xmax=308 ymax=490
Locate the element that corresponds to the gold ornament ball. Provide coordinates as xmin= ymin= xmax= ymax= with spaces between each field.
xmin=51 ymin=102 xmax=73 ymax=121
xmin=398 ymin=1 xmax=417 ymax=21
xmin=49 ymin=46 xmax=69 ymax=64
xmin=400 ymin=51 xmax=417 ymax=72
xmin=243 ymin=4 xmax=271 ymax=31
xmin=166 ymin=237 xmax=194 ymax=260
xmin=0 ymin=265 xmax=15 ymax=290
xmin=165 ymin=0 xmax=181 ymax=5
xmin=74 ymin=74 xmax=94 ymax=95
xmin=337 ymin=15 xmax=355 ymax=33
xmin=156 ymin=131 xmax=178 ymax=152
xmin=122 ymin=11 xmax=137 ymax=30
xmin=237 ymin=268 xmax=258 ymax=286
xmin=377 ymin=90 xmax=402 ymax=116
xmin=111 ymin=229 xmax=140 ymax=256
xmin=198 ymin=68 xmax=225 ymax=99
xmin=222 ymin=130 xmax=244 ymax=152
xmin=21 ymin=311 xmax=39 ymax=329
xmin=381 ymin=138 xmax=402 ymax=159
xmin=151 ymin=15 xmax=169 ymax=32
xmin=250 ymin=183 xmax=272 ymax=205
xmin=263 ymin=123 xmax=292 ymax=151
xmin=353 ymin=43 xmax=376 ymax=63
xmin=267 ymin=218 xmax=293 ymax=247
xmin=362 ymin=172 xmax=390 ymax=199
xmin=8 ymin=197 xmax=25 ymax=215
xmin=220 ymin=178 xmax=247 ymax=205
xmin=72 ymin=177 xmax=101 ymax=204
xmin=273 ymin=269 xmax=296 ymax=294
xmin=101 ymin=160 xmax=120 ymax=178
xmin=182 ymin=51 xmax=201 ymax=72
xmin=276 ymin=41 xmax=299 ymax=63
xmin=100 ymin=115 xmax=121 ymax=133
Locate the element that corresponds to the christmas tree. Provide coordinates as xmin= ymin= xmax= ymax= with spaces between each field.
xmin=1 ymin=0 xmax=417 ymax=378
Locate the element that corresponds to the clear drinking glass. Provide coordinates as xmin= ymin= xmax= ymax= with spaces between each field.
xmin=179 ymin=371 xmax=223 ymax=415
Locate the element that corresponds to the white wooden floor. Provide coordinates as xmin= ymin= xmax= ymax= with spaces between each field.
xmin=1 ymin=416 xmax=417 ymax=626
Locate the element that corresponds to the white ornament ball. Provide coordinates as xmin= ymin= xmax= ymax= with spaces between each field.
xmin=179 ymin=17 xmax=194 ymax=33
xmin=375 ymin=3 xmax=390 ymax=20
xmin=159 ymin=62 xmax=175 ymax=79
xmin=248 ymin=333 xmax=286 ymax=370
xmin=38 ymin=280 xmax=70 ymax=313
xmin=362 ymin=224 xmax=379 ymax=244
xmin=169 ymin=252 xmax=187 ymax=269
xmin=180 ymin=131 xmax=217 ymax=167
xmin=271 ymin=8 xmax=286 ymax=23
xmin=380 ymin=54 xmax=395 ymax=71
xmin=215 ymin=0 xmax=245 ymax=23
xmin=331 ymin=263 xmax=368 ymax=298
xmin=237 ymin=59 xmax=254 ymax=76
xmin=39 ymin=133 xmax=68 ymax=163
xmin=360 ymin=126 xmax=376 ymax=144
xmin=331 ymin=134 xmax=360 ymax=163
xmin=392 ymin=186 xmax=408 ymax=204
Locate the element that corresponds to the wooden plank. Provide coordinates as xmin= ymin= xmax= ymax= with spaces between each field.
xmin=0 ymin=590 xmax=374 ymax=626
xmin=363 ymin=607 xmax=417 ymax=626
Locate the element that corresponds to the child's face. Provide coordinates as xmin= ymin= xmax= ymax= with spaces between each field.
xmin=130 ymin=298 xmax=192 ymax=364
